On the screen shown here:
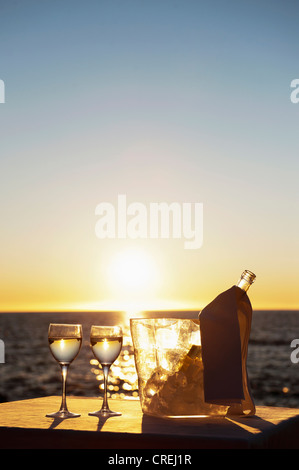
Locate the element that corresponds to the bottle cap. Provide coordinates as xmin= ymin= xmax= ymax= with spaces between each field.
xmin=241 ymin=270 xmax=256 ymax=284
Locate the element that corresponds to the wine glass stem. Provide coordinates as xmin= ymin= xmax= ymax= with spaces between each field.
xmin=59 ymin=364 xmax=69 ymax=412
xmin=101 ymin=364 xmax=111 ymax=412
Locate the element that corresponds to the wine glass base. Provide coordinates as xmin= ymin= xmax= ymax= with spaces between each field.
xmin=46 ymin=410 xmax=80 ymax=419
xmin=88 ymin=409 xmax=122 ymax=418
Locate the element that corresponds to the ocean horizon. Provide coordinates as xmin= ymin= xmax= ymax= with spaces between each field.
xmin=1 ymin=310 xmax=299 ymax=409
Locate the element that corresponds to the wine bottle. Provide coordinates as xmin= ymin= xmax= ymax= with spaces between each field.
xmin=228 ymin=270 xmax=256 ymax=416
xmin=199 ymin=270 xmax=256 ymax=416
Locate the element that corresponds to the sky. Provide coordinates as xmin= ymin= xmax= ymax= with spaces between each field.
xmin=0 ymin=0 xmax=298 ymax=312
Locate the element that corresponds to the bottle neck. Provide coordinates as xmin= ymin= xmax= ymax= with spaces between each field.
xmin=236 ymin=270 xmax=256 ymax=292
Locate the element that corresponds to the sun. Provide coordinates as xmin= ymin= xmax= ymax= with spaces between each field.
xmin=107 ymin=247 xmax=158 ymax=293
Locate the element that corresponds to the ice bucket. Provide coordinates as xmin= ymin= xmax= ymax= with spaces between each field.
xmin=130 ymin=318 xmax=229 ymax=417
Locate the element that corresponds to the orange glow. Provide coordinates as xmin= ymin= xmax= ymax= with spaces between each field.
xmin=1 ymin=235 xmax=298 ymax=312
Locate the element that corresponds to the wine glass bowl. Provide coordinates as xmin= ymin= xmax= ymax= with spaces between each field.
xmin=46 ymin=323 xmax=82 ymax=419
xmin=89 ymin=325 xmax=123 ymax=417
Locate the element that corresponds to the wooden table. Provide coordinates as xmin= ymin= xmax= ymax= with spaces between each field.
xmin=1 ymin=396 xmax=299 ymax=449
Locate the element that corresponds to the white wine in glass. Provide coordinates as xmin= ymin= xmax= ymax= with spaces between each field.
xmin=46 ymin=323 xmax=82 ymax=418
xmin=89 ymin=325 xmax=123 ymax=417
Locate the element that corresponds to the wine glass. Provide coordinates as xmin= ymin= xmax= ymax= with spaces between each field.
xmin=89 ymin=325 xmax=123 ymax=417
xmin=46 ymin=323 xmax=82 ymax=418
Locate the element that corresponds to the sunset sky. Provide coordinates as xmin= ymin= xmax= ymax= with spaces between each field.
xmin=0 ymin=0 xmax=298 ymax=312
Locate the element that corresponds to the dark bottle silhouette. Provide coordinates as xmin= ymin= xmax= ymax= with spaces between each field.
xmin=199 ymin=270 xmax=256 ymax=416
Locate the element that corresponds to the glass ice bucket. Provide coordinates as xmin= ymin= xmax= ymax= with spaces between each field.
xmin=130 ymin=318 xmax=228 ymax=418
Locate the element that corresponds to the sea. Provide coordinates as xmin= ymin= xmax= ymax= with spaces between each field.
xmin=1 ymin=310 xmax=299 ymax=409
